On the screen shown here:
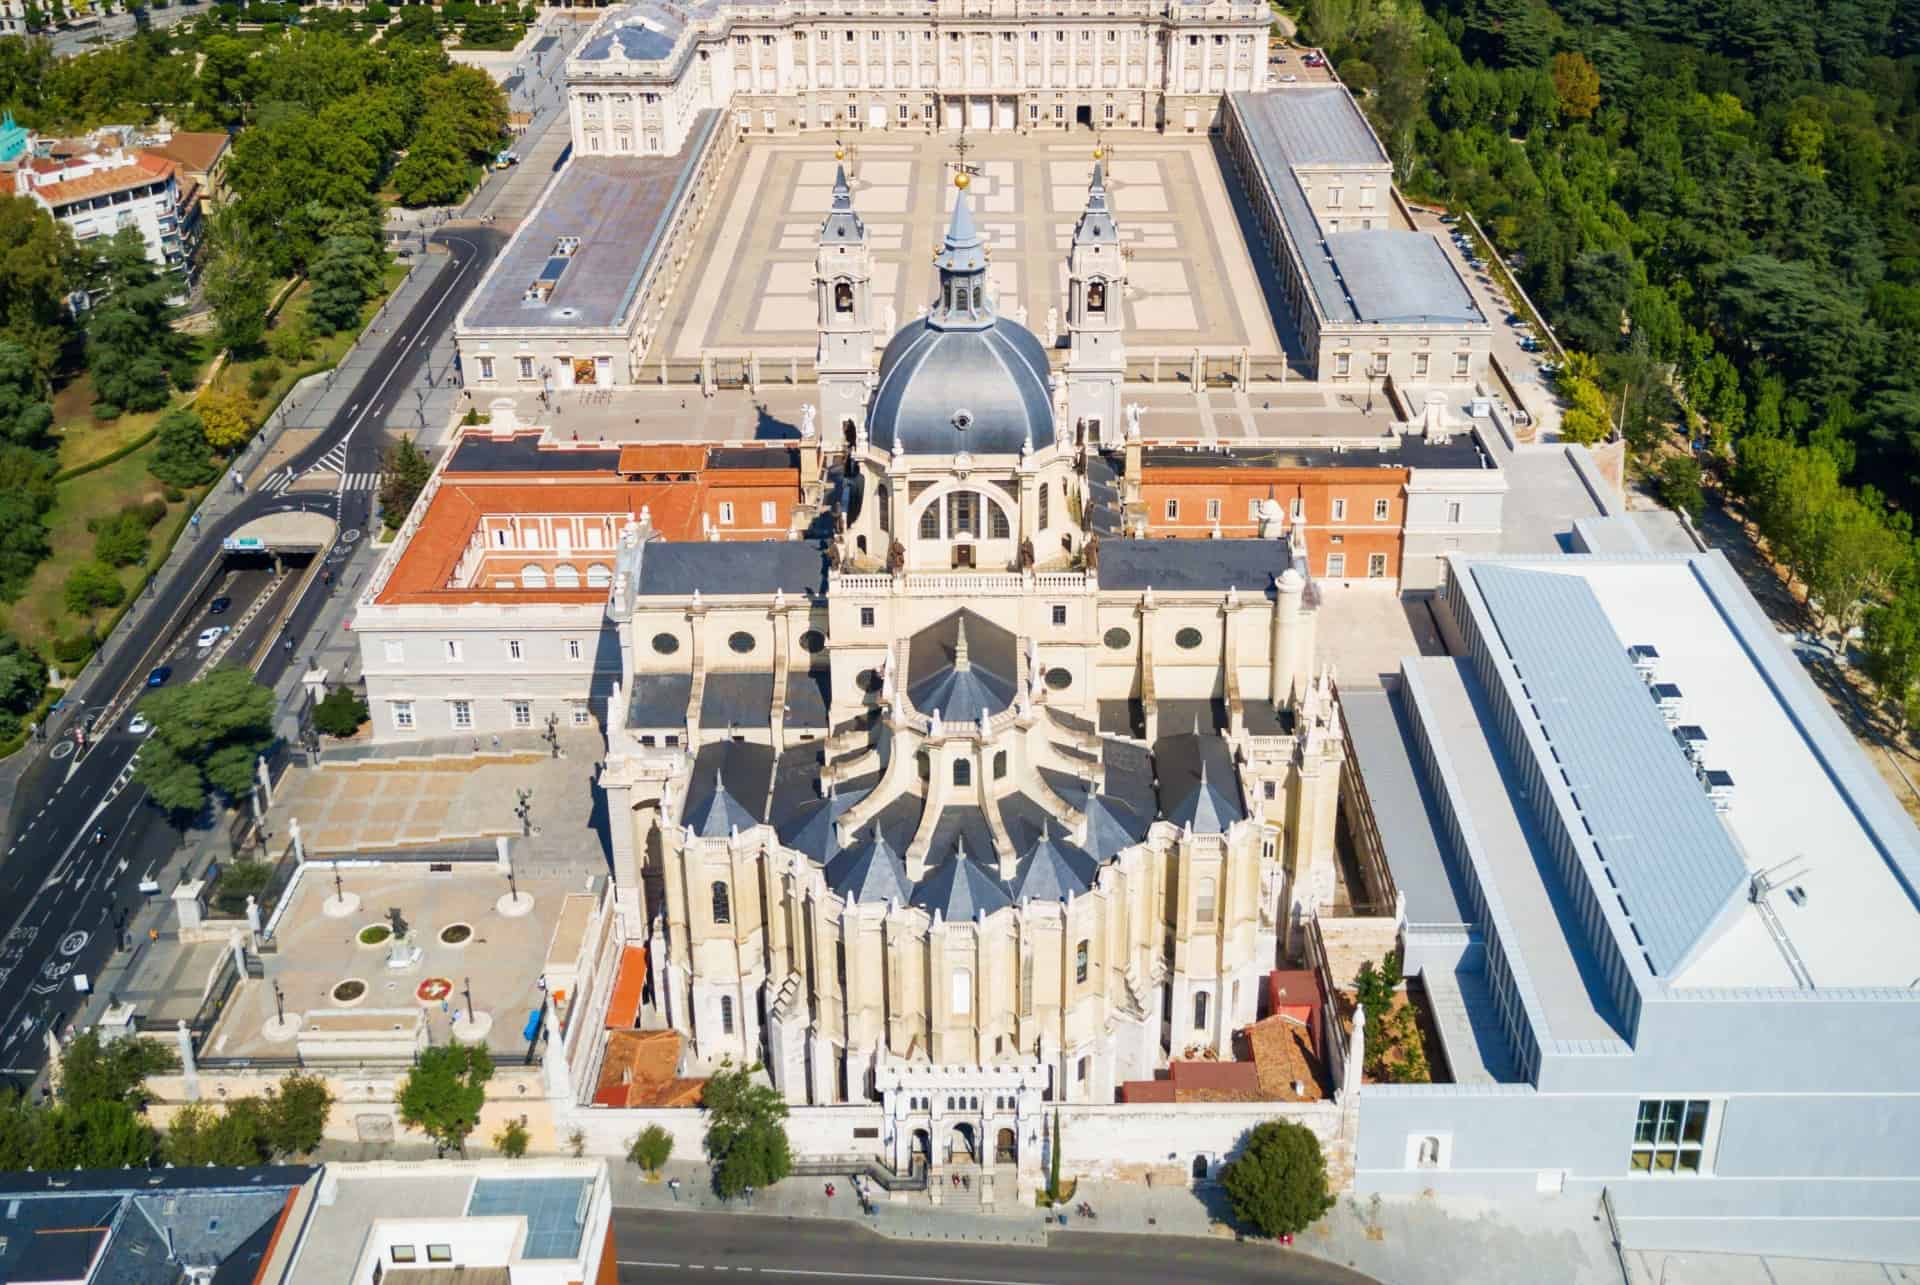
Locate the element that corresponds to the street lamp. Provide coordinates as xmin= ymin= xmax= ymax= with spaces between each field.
xmin=462 ymin=976 xmax=475 ymax=1019
xmin=272 ymin=979 xmax=285 ymax=1025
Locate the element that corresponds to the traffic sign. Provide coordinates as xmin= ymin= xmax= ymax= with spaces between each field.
xmin=222 ymin=536 xmax=265 ymax=552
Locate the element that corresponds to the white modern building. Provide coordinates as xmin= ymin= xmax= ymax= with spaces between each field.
xmin=1340 ymin=523 xmax=1920 ymax=1262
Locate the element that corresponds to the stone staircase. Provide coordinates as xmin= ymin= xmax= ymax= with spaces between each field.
xmin=932 ymin=1164 xmax=985 ymax=1210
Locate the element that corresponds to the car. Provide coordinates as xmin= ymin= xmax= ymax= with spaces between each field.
xmin=1439 ymin=213 xmax=1458 ymax=224
xmin=128 ymin=713 xmax=151 ymax=736
xmin=196 ymin=625 xmax=227 ymax=649
xmin=145 ymin=666 xmax=171 ymax=688
xmin=208 ymin=596 xmax=232 ymax=615
xmin=1506 ymin=311 xmax=1523 ymax=325
xmin=1278 ymin=73 xmax=1298 ymax=82
xmin=1519 ymin=336 xmax=1542 ymax=353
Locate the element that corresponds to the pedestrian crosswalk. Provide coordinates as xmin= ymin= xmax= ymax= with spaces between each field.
xmin=264 ymin=464 xmax=385 ymax=495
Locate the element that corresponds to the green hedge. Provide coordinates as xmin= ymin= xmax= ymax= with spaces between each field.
xmin=52 ymin=426 xmax=162 ymax=485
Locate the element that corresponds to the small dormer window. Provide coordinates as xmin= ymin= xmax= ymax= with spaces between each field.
xmin=951 ymin=409 xmax=973 ymax=431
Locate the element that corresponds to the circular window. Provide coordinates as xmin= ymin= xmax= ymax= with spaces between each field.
xmin=728 ymin=631 xmax=757 ymax=655
xmin=1103 ymin=627 xmax=1132 ymax=650
xmin=856 ymin=668 xmax=881 ymax=693
xmin=1174 ymin=627 xmax=1204 ymax=651
xmin=798 ymin=629 xmax=827 ymax=654
xmin=1045 ymin=667 xmax=1073 ymax=691
xmin=652 ymin=632 xmax=680 ymax=656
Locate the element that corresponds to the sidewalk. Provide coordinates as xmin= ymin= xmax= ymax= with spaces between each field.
xmin=602 ymin=1156 xmax=1625 ymax=1283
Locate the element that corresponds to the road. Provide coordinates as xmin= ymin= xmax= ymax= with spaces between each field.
xmin=611 ymin=1210 xmax=1377 ymax=1284
xmin=0 ymin=225 xmax=505 ymax=1081
xmin=31 ymin=6 xmax=199 ymax=58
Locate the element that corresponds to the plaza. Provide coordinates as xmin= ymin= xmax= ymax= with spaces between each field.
xmin=651 ymin=132 xmax=1292 ymax=370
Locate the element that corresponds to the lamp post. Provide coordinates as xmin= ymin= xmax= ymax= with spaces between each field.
xmin=462 ymin=976 xmax=475 ymax=1020
xmin=272 ymin=979 xmax=285 ymax=1025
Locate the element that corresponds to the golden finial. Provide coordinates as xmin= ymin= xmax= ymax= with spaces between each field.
xmin=954 ymin=170 xmax=970 ymax=190
xmin=835 ymin=146 xmax=845 ymax=161
xmin=1093 ymin=145 xmax=1104 ymax=161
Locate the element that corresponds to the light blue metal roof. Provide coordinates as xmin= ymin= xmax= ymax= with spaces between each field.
xmin=467 ymin=1177 xmax=592 ymax=1260
xmin=1321 ymin=232 xmax=1483 ymax=325
xmin=1229 ymin=88 xmax=1388 ymax=166
xmin=1469 ymin=564 xmax=1749 ymax=976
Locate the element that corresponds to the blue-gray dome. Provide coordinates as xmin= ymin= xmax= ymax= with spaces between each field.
xmin=868 ymin=187 xmax=1054 ymax=456
xmin=869 ymin=318 xmax=1053 ymax=456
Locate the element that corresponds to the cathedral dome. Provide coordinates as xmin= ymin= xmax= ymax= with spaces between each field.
xmin=866 ymin=185 xmax=1054 ymax=456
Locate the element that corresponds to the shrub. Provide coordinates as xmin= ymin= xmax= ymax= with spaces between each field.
xmin=630 ymin=1123 xmax=673 ymax=1175
xmin=1658 ymin=455 xmax=1706 ymax=521
xmin=52 ymin=632 xmax=96 ymax=666
xmin=494 ymin=1117 xmax=529 ymax=1159
xmin=312 ymin=686 xmax=368 ymax=737
xmin=162 ymin=484 xmax=184 ymax=502
xmin=65 ymin=562 xmax=126 ymax=613
xmin=91 ymin=510 xmax=150 ymax=568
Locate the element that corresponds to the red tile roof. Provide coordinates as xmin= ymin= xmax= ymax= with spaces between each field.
xmin=141 ymin=131 xmax=229 ymax=174
xmin=31 ymin=158 xmax=172 ymax=206
xmin=604 ymin=946 xmax=647 ymax=1031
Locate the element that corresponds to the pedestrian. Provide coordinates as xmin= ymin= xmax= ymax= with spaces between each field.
xmin=825 ymin=1183 xmax=835 ymax=1198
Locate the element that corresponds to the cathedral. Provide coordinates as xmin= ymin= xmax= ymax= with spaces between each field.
xmin=599 ymin=156 xmax=1345 ymax=1181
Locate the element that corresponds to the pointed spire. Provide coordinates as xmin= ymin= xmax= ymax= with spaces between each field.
xmin=832 ymin=163 xmax=852 ymax=208
xmin=946 ymin=185 xmax=981 ymax=253
xmin=953 ymin=615 xmax=972 ymax=672
xmin=1087 ymin=160 xmax=1108 ymax=209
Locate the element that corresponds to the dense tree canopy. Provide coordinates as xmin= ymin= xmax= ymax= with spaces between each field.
xmin=132 ymin=666 xmax=276 ymax=817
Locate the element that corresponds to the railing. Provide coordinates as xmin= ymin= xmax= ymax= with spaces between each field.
xmin=828 ymin=571 xmax=1092 ymax=596
xmin=788 ymin=1153 xmax=928 ymax=1193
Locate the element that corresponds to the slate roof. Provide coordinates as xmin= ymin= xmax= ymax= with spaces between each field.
xmin=1230 ymin=87 xmax=1389 ymax=166
xmin=683 ymin=741 xmax=772 ymax=836
xmin=1082 ymin=792 xmax=1151 ymax=859
xmin=1156 ymin=733 xmax=1245 ymax=833
xmin=911 ymin=835 xmax=1013 ymax=920
xmin=1072 ymin=161 xmax=1118 ymax=245
xmin=826 ymin=827 xmax=914 ymax=904
xmin=628 ymin=672 xmax=692 ymax=727
xmin=869 ymin=315 xmax=1054 ymax=456
xmin=785 ymin=669 xmax=831 ymax=728
xmin=1009 ymin=823 xmax=1098 ymax=903
xmin=633 ymin=540 xmax=826 ymax=597
xmin=907 ymin=610 xmax=1017 ymax=720
xmin=1321 ymin=231 xmax=1484 ymax=325
xmin=820 ymin=164 xmax=865 ymax=244
xmin=701 ymin=671 xmax=773 ymax=729
xmin=1097 ymin=539 xmax=1294 ymax=592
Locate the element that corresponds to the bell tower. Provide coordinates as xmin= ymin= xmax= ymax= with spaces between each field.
xmin=1064 ymin=155 xmax=1126 ymax=450
xmin=816 ymin=158 xmax=873 ymax=453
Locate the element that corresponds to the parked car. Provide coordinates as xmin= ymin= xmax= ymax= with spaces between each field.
xmin=128 ymin=713 xmax=151 ymax=736
xmin=208 ymin=595 xmax=232 ymax=615
xmin=1277 ymin=73 xmax=1298 ymax=82
xmin=196 ymin=625 xmax=227 ymax=649
xmin=1519 ymin=336 xmax=1543 ymax=353
xmin=145 ymin=666 xmax=172 ymax=688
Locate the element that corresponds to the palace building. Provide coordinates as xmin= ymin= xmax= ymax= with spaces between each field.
xmin=564 ymin=0 xmax=1276 ymax=157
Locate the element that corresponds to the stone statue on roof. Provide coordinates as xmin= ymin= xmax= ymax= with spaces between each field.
xmin=801 ymin=404 xmax=816 ymax=438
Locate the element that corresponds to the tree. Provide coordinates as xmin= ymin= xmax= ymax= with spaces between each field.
xmin=262 ymin=1071 xmax=334 ymax=1157
xmin=1219 ymin=1120 xmax=1336 ymax=1239
xmin=1048 ymin=1109 xmax=1062 ymax=1202
xmin=1658 ymin=456 xmax=1705 ymax=521
xmin=391 ymin=122 xmax=473 ymax=208
xmin=165 ymin=1098 xmax=271 ymax=1165
xmin=197 ymin=388 xmax=256 ymax=451
xmin=0 ymin=341 xmax=53 ymax=449
xmin=1550 ymin=51 xmax=1601 ymax=121
xmin=0 ymin=492 xmax=50 ymax=603
xmin=629 ymin=1123 xmax=674 ymax=1175
xmin=493 ymin=1116 xmax=529 ymax=1158
xmin=84 ymin=226 xmax=187 ymax=416
xmin=0 ymin=630 xmax=45 ymax=736
xmin=312 ymin=685 xmax=368 ymax=737
xmin=0 ymin=196 xmax=74 ymax=382
xmin=378 ymin=436 xmax=433 ymax=528
xmin=150 ymin=407 xmax=220 ymax=488
xmin=308 ymin=234 xmax=380 ymax=335
xmin=701 ymin=1062 xmax=791 ymax=1199
xmin=58 ymin=1028 xmax=176 ymax=1111
xmin=65 ymin=560 xmax=126 ymax=613
xmin=1353 ymin=951 xmax=1403 ymax=1067
xmin=267 ymin=319 xmax=311 ymax=364
xmin=202 ymin=213 xmax=272 ymax=358
xmin=133 ymin=666 xmax=276 ymax=816
xmin=91 ymin=509 xmax=150 ymax=568
xmin=398 ymin=1041 xmax=495 ymax=1157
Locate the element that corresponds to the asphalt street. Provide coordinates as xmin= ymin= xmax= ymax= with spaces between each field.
xmin=0 ymin=226 xmax=505 ymax=1081
xmin=611 ymin=1210 xmax=1379 ymax=1285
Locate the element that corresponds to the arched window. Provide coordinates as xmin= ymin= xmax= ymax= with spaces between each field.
xmin=1196 ymin=877 xmax=1216 ymax=924
xmin=1075 ymin=939 xmax=1089 ymax=984
xmin=1192 ymin=1154 xmax=1211 ymax=1181
xmin=919 ymin=505 xmax=941 ymax=540
xmin=948 ymin=491 xmax=978 ymax=537
xmin=1417 ymin=1136 xmax=1441 ymax=1169
xmin=878 ymin=485 xmax=891 ymax=533
xmin=711 ymin=881 xmax=731 ymax=925
xmin=971 ymin=285 xmax=982 ymax=310
xmin=992 ymin=749 xmax=1007 ymax=780
xmin=1087 ymin=279 xmax=1106 ymax=314
xmin=1193 ymin=990 xmax=1209 ymax=1030
xmin=520 ymin=564 xmax=548 ymax=589
xmin=586 ymin=563 xmax=612 ymax=588
xmin=834 ymin=280 xmax=853 ymax=313
xmin=719 ymin=994 xmax=735 ymax=1034
xmin=1038 ymin=484 xmax=1050 ymax=529
xmin=988 ymin=502 xmax=1010 ymax=540
xmin=553 ymin=563 xmax=580 ymax=589
xmin=953 ymin=758 xmax=971 ymax=787
xmin=951 ymin=968 xmax=972 ymax=1015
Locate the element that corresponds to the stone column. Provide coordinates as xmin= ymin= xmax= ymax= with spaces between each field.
xmin=1269 ymin=568 xmax=1305 ymax=708
xmin=177 ymin=1019 xmax=200 ymax=1102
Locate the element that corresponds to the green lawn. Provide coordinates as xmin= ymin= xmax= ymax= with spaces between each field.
xmin=9 ymin=260 xmax=414 ymax=656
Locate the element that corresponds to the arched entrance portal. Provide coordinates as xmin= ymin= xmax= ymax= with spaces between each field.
xmin=995 ymin=1127 xmax=1017 ymax=1165
xmin=909 ymin=1129 xmax=931 ymax=1174
xmin=947 ymin=1122 xmax=977 ymax=1164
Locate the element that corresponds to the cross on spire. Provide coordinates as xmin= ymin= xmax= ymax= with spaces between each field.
xmin=950 ymin=129 xmax=982 ymax=188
